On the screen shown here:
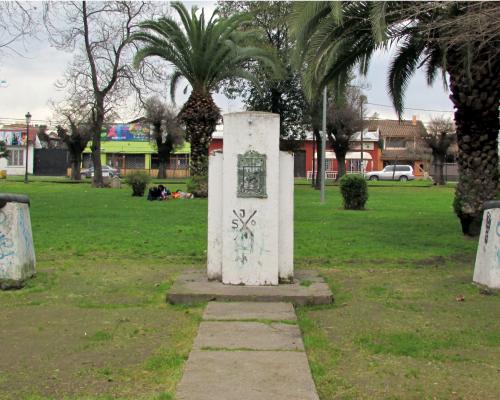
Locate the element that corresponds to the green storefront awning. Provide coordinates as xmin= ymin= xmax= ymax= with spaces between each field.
xmin=84 ymin=141 xmax=191 ymax=155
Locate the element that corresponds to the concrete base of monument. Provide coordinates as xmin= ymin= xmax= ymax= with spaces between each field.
xmin=167 ymin=269 xmax=333 ymax=306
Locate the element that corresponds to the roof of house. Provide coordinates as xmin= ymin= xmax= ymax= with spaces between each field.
xmin=365 ymin=119 xmax=427 ymax=138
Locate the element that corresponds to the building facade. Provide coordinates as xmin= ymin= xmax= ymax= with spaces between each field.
xmin=0 ymin=126 xmax=40 ymax=176
xmin=81 ymin=122 xmax=191 ymax=177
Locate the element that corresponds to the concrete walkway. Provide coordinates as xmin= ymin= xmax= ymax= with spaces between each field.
xmin=176 ymin=302 xmax=319 ymax=400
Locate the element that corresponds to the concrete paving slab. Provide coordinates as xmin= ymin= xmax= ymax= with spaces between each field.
xmin=176 ymin=350 xmax=319 ymax=400
xmin=203 ymin=302 xmax=296 ymax=321
xmin=193 ymin=321 xmax=303 ymax=351
xmin=167 ymin=269 xmax=333 ymax=305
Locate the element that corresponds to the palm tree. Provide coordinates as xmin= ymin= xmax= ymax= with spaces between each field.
xmin=132 ymin=2 xmax=280 ymax=194
xmin=292 ymin=1 xmax=499 ymax=236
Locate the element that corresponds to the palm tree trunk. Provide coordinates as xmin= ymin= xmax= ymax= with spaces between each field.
xmin=179 ymin=90 xmax=220 ymax=188
xmin=449 ymin=60 xmax=499 ymax=236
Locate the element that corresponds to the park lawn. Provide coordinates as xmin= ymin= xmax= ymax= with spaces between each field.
xmin=0 ymin=179 xmax=498 ymax=399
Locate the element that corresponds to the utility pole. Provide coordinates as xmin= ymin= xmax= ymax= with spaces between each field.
xmin=320 ymin=86 xmax=327 ymax=203
xmin=359 ymin=95 xmax=367 ymax=175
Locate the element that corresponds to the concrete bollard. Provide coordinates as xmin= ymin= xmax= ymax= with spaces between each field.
xmin=0 ymin=193 xmax=36 ymax=289
xmin=473 ymin=200 xmax=500 ymax=290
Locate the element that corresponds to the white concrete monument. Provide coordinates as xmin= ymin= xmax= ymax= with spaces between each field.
xmin=207 ymin=112 xmax=293 ymax=285
xmin=473 ymin=201 xmax=500 ymax=289
xmin=0 ymin=194 xmax=36 ymax=289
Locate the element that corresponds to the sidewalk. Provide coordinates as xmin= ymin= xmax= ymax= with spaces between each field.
xmin=176 ymin=302 xmax=319 ymax=400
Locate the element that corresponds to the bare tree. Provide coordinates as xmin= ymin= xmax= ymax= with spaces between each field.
xmin=0 ymin=2 xmax=38 ymax=57
xmin=45 ymin=1 xmax=166 ymax=187
xmin=424 ymin=117 xmax=456 ymax=185
xmin=327 ymin=105 xmax=363 ymax=180
xmin=326 ymin=88 xmax=363 ymax=180
xmin=143 ymin=97 xmax=184 ymax=179
xmin=51 ymin=101 xmax=93 ymax=181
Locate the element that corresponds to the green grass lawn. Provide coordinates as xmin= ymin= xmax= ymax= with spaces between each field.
xmin=0 ymin=179 xmax=498 ymax=400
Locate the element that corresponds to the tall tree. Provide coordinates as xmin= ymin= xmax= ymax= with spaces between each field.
xmin=292 ymin=1 xmax=500 ymax=236
xmin=424 ymin=117 xmax=456 ymax=186
xmin=132 ymin=2 xmax=280 ymax=196
xmin=143 ymin=97 xmax=184 ymax=179
xmin=45 ymin=1 xmax=164 ymax=187
xmin=218 ymin=1 xmax=308 ymax=148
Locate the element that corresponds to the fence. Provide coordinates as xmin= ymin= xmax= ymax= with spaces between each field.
xmin=429 ymin=163 xmax=458 ymax=182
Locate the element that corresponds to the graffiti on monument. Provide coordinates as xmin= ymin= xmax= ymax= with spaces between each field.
xmin=231 ymin=208 xmax=257 ymax=265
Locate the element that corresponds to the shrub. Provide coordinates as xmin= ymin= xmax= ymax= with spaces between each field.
xmin=339 ymin=174 xmax=368 ymax=210
xmin=186 ymin=175 xmax=208 ymax=198
xmin=125 ymin=171 xmax=151 ymax=196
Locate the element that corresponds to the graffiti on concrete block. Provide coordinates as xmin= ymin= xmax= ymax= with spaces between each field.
xmin=0 ymin=210 xmax=15 ymax=261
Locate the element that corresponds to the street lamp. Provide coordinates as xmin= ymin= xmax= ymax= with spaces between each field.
xmin=24 ymin=112 xmax=31 ymax=184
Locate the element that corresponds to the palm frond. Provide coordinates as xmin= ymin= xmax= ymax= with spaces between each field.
xmin=387 ymin=34 xmax=425 ymax=118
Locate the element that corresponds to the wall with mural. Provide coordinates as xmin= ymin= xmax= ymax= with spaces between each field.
xmin=0 ymin=131 xmax=26 ymax=146
xmin=101 ymin=123 xmax=150 ymax=142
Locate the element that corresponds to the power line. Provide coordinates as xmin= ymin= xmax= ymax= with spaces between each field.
xmin=0 ymin=117 xmax=49 ymax=123
xmin=366 ymin=102 xmax=454 ymax=113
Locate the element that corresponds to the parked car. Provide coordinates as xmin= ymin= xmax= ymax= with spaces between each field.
xmin=81 ymin=165 xmax=120 ymax=179
xmin=365 ymin=165 xmax=415 ymax=181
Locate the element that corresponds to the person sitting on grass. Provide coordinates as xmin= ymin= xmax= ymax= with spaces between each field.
xmin=159 ymin=185 xmax=171 ymax=200
xmin=147 ymin=185 xmax=171 ymax=201
xmin=172 ymin=189 xmax=194 ymax=199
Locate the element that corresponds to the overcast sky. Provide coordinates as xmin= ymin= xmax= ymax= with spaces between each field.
xmin=0 ymin=1 xmax=454 ymax=126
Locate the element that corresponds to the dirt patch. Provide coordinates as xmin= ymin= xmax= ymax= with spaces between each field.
xmin=0 ymin=260 xmax=203 ymax=400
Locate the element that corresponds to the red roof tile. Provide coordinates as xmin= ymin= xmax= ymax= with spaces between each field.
xmin=366 ymin=119 xmax=427 ymax=138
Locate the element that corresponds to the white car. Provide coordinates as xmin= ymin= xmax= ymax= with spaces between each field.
xmin=365 ymin=165 xmax=415 ymax=181
xmin=81 ymin=165 xmax=120 ymax=178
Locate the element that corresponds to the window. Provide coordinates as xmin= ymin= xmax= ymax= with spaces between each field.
xmin=125 ymin=154 xmax=145 ymax=169
xmin=395 ymin=166 xmax=411 ymax=172
xmin=386 ymin=138 xmax=406 ymax=149
xmin=7 ymin=149 xmax=23 ymax=166
xmin=383 ymin=166 xmax=395 ymax=172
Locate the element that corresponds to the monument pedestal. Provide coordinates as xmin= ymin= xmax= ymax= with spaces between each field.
xmin=167 ymin=269 xmax=333 ymax=306
xmin=207 ymin=112 xmax=293 ymax=285
xmin=167 ymin=112 xmax=333 ymax=305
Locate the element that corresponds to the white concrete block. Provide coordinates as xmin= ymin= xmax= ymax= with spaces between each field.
xmin=222 ymin=112 xmax=280 ymax=285
xmin=207 ymin=151 xmax=223 ymax=280
xmin=0 ymin=199 xmax=36 ymax=288
xmin=473 ymin=202 xmax=500 ymax=289
xmin=279 ymin=151 xmax=294 ymax=282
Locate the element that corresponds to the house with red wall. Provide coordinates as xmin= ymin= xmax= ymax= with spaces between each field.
xmin=209 ymin=125 xmax=381 ymax=179
xmin=208 ymin=116 xmax=428 ymax=179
